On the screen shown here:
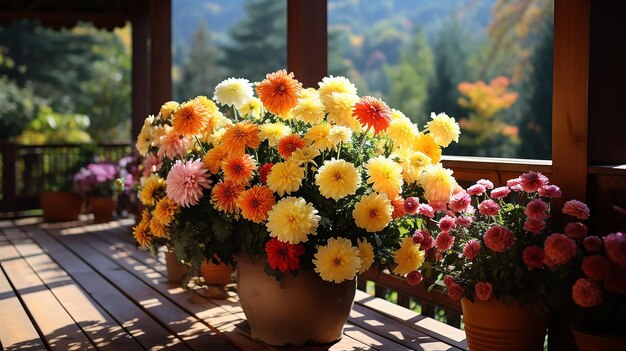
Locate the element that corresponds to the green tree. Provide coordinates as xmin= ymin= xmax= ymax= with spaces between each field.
xmin=220 ymin=0 xmax=286 ymax=82
xmin=176 ymin=23 xmax=226 ymax=101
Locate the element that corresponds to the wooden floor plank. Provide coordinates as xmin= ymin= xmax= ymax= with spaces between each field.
xmin=20 ymin=225 xmax=190 ymax=351
xmin=0 ymin=267 xmax=46 ymax=351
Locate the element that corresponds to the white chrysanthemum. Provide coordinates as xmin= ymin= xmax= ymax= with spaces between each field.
xmin=328 ymin=125 xmax=353 ymax=148
xmin=213 ymin=78 xmax=254 ymax=108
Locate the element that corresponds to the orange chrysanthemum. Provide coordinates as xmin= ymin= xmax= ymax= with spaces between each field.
xmin=211 ymin=181 xmax=245 ymax=213
xmin=277 ymin=134 xmax=306 ymax=159
xmin=172 ymin=100 xmax=209 ymax=137
xmin=222 ymin=154 xmax=257 ymax=186
xmin=236 ymin=186 xmax=276 ymax=223
xmin=220 ymin=121 xmax=261 ymax=156
xmin=202 ymin=145 xmax=229 ymax=174
xmin=352 ymin=96 xmax=392 ymax=134
xmin=391 ymin=196 xmax=406 ymax=219
xmin=256 ymin=70 xmax=302 ymax=117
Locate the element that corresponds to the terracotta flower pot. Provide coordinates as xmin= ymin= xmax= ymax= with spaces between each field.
xmin=236 ymin=254 xmax=356 ymax=346
xmin=571 ymin=322 xmax=626 ymax=351
xmin=200 ymin=259 xmax=233 ymax=286
xmin=164 ymin=251 xmax=189 ymax=284
xmin=90 ymin=197 xmax=116 ymax=222
xmin=40 ymin=191 xmax=83 ymax=222
xmin=461 ymin=297 xmax=548 ymax=351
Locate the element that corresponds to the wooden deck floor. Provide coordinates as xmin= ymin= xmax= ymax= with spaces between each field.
xmin=0 ymin=218 xmax=467 ymax=351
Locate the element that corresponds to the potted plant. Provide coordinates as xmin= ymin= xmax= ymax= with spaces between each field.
xmin=133 ymin=69 xmax=461 ymax=346
xmin=427 ymin=173 xmax=589 ymax=351
xmin=73 ymin=162 xmax=118 ymax=222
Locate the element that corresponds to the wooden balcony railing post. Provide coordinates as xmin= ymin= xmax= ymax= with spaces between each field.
xmin=1 ymin=142 xmax=18 ymax=212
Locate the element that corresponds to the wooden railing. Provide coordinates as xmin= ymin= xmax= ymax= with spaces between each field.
xmin=0 ymin=142 xmax=132 ymax=213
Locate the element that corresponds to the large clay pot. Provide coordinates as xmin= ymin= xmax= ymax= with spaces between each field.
xmin=571 ymin=322 xmax=626 ymax=351
xmin=164 ymin=251 xmax=189 ymax=284
xmin=236 ymin=255 xmax=356 ymax=346
xmin=461 ymin=297 xmax=548 ymax=351
xmin=40 ymin=191 xmax=83 ymax=222
xmin=200 ymin=259 xmax=233 ymax=286
xmin=90 ymin=197 xmax=116 ymax=222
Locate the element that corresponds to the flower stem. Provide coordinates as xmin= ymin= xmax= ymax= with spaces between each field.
xmin=233 ymin=106 xmax=239 ymax=122
xmin=194 ymin=135 xmax=207 ymax=155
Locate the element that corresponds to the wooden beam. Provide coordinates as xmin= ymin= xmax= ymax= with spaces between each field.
xmin=149 ymin=0 xmax=172 ymax=113
xmin=287 ymin=0 xmax=327 ymax=88
xmin=130 ymin=0 xmax=150 ymax=141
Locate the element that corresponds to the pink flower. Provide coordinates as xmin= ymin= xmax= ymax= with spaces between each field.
xmin=474 ymin=282 xmax=493 ymax=301
xmin=490 ymin=186 xmax=511 ymax=199
xmin=166 ymin=159 xmax=212 ymax=207
xmin=406 ymin=271 xmax=423 ymax=286
xmin=436 ymin=232 xmax=455 ymax=252
xmin=583 ymin=236 xmax=602 ymax=252
xmin=158 ymin=132 xmax=190 ymax=160
xmin=418 ymin=204 xmax=434 ymax=218
xmin=456 ymin=215 xmax=473 ymax=228
xmin=143 ymin=154 xmax=163 ymax=177
xmin=463 ymin=239 xmax=480 ymax=260
xmin=411 ymin=229 xmax=426 ymax=244
xmin=524 ymin=199 xmax=549 ymax=220
xmin=443 ymin=275 xmax=456 ymax=287
xmin=439 ymin=216 xmax=456 ymax=232
xmin=562 ymin=200 xmax=590 ymax=220
xmin=524 ymin=219 xmax=546 ymax=234
xmin=539 ymin=185 xmax=561 ymax=198
xmin=467 ymin=184 xmax=486 ymax=196
xmin=544 ymin=233 xmax=577 ymax=265
xmin=507 ymin=177 xmax=523 ymax=191
xmin=604 ymin=265 xmax=626 ymax=294
xmin=582 ymin=255 xmax=610 ymax=281
xmin=403 ymin=197 xmax=419 ymax=215
xmin=565 ymin=222 xmax=588 ymax=240
xmin=478 ymin=200 xmax=500 ymax=216
xmin=523 ymin=246 xmax=545 ymax=269
xmin=572 ymin=278 xmax=602 ymax=308
xmin=520 ymin=171 xmax=549 ymax=193
xmin=429 ymin=201 xmax=447 ymax=212
xmin=420 ymin=231 xmax=434 ymax=251
xmin=604 ymin=232 xmax=626 ymax=268
xmin=477 ymin=179 xmax=494 ymax=190
xmin=447 ymin=283 xmax=464 ymax=301
xmin=484 ymin=226 xmax=515 ymax=252
xmin=449 ymin=192 xmax=471 ymax=213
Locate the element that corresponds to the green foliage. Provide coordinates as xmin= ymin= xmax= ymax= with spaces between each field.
xmin=16 ymin=106 xmax=91 ymax=144
xmin=0 ymin=77 xmax=41 ymax=141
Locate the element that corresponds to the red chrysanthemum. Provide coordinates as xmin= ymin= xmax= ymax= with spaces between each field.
xmin=390 ymin=196 xmax=406 ymax=219
xmin=478 ymin=199 xmax=500 ymax=216
xmin=463 ymin=239 xmax=480 ymax=260
xmin=565 ymin=222 xmax=588 ymax=240
xmin=277 ymin=134 xmax=305 ymax=159
xmin=583 ymin=236 xmax=602 ymax=252
xmin=265 ymin=237 xmax=306 ymax=273
xmin=520 ymin=171 xmax=549 ymax=193
xmin=256 ymin=70 xmax=302 ymax=116
xmin=443 ymin=275 xmax=456 ymax=287
xmin=447 ymin=283 xmax=464 ymax=301
xmin=522 ymin=246 xmax=545 ymax=269
xmin=582 ymin=255 xmax=611 ymax=281
xmin=352 ymin=96 xmax=392 ymax=134
xmin=436 ymin=231 xmax=455 ymax=252
xmin=604 ymin=232 xmax=626 ymax=268
xmin=524 ymin=199 xmax=549 ymax=221
xmin=484 ymin=225 xmax=515 ymax=252
xmin=572 ymin=278 xmax=602 ymax=308
xmin=439 ymin=215 xmax=456 ymax=232
xmin=474 ymin=282 xmax=493 ymax=301
xmin=544 ymin=233 xmax=577 ymax=265
xmin=403 ymin=197 xmax=419 ymax=215
xmin=258 ymin=163 xmax=274 ymax=185
xmin=449 ymin=192 xmax=471 ymax=213
xmin=406 ymin=271 xmax=423 ymax=286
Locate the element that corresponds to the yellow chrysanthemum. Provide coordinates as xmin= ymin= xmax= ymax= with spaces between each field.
xmin=259 ymin=122 xmax=291 ymax=147
xmin=412 ymin=133 xmax=442 ymax=164
xmin=202 ymin=145 xmax=229 ymax=174
xmin=390 ymin=109 xmax=408 ymax=120
xmin=326 ymin=92 xmax=362 ymax=132
xmin=139 ymin=174 xmax=166 ymax=206
xmin=153 ymin=197 xmax=178 ymax=225
xmin=213 ymin=77 xmax=254 ymax=108
xmin=133 ymin=209 xmax=151 ymax=246
xmin=386 ymin=116 xmax=419 ymax=150
xmin=159 ymin=101 xmax=179 ymax=120
xmin=352 ymin=193 xmax=393 ymax=232
xmin=328 ymin=125 xmax=352 ymax=149
xmin=289 ymin=146 xmax=320 ymax=166
xmin=313 ymin=237 xmax=361 ymax=283
xmin=365 ymin=156 xmax=404 ymax=198
xmin=299 ymin=87 xmax=319 ymax=99
xmin=392 ymin=237 xmax=425 ymax=276
xmin=419 ymin=163 xmax=457 ymax=204
xmin=425 ymin=112 xmax=460 ymax=147
xmin=292 ymin=95 xmax=325 ymax=124
xmin=198 ymin=110 xmax=226 ymax=143
xmin=304 ymin=123 xmax=333 ymax=151
xmin=136 ymin=115 xmax=156 ymax=156
xmin=195 ymin=95 xmax=219 ymax=114
xmin=266 ymin=197 xmax=320 ymax=244
xmin=357 ymin=238 xmax=375 ymax=273
xmin=209 ymin=128 xmax=227 ymax=147
xmin=237 ymin=96 xmax=263 ymax=119
xmin=315 ymin=159 xmax=361 ymax=200
xmin=266 ymin=161 xmax=305 ymax=196
xmin=318 ymin=76 xmax=358 ymax=110
xmin=393 ymin=149 xmax=432 ymax=184
xmin=149 ymin=216 xmax=168 ymax=238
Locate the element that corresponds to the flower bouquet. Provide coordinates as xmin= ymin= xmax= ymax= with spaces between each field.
xmin=133 ymin=69 xmax=461 ymax=345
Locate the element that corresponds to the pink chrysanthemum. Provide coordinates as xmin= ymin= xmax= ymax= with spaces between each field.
xmin=463 ymin=239 xmax=480 ymax=260
xmin=539 ymin=185 xmax=561 ymax=198
xmin=418 ymin=203 xmax=434 ymax=218
xmin=412 ymin=230 xmax=425 ymax=245
xmin=507 ymin=177 xmax=523 ymax=191
xmin=403 ymin=197 xmax=419 ymax=215
xmin=443 ymin=275 xmax=456 ymax=287
xmin=477 ymin=179 xmax=494 ymax=190
xmin=439 ymin=215 xmax=456 ymax=232
xmin=449 ymin=192 xmax=471 ymax=213
xmin=429 ymin=201 xmax=447 ymax=212
xmin=490 ymin=186 xmax=511 ymax=199
xmin=565 ymin=222 xmax=588 ymax=240
xmin=572 ymin=278 xmax=602 ymax=308
xmin=604 ymin=232 xmax=626 ymax=268
xmin=406 ymin=271 xmax=423 ymax=286
xmin=478 ymin=199 xmax=499 ymax=216
xmin=544 ymin=233 xmax=577 ymax=265
xmin=562 ymin=200 xmax=590 ymax=220
xmin=484 ymin=226 xmax=515 ymax=252
xmin=166 ymin=159 xmax=212 ymax=207
xmin=524 ymin=199 xmax=549 ymax=221
xmin=158 ymin=131 xmax=189 ymax=160
xmin=474 ymin=282 xmax=493 ymax=301
xmin=467 ymin=184 xmax=486 ymax=196
xmin=447 ymin=283 xmax=463 ymax=301
xmin=520 ymin=171 xmax=549 ymax=193
xmin=456 ymin=215 xmax=473 ymax=228
xmin=419 ymin=230 xmax=434 ymax=251
xmin=436 ymin=232 xmax=455 ymax=252
xmin=523 ymin=246 xmax=545 ymax=269
xmin=583 ymin=236 xmax=602 ymax=252
xmin=524 ymin=219 xmax=546 ymax=234
xmin=582 ymin=255 xmax=611 ymax=281
xmin=143 ymin=153 xmax=163 ymax=177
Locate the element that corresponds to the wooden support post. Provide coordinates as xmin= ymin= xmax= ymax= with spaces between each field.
xmin=149 ymin=0 xmax=172 ymax=114
xmin=131 ymin=0 xmax=150 ymax=141
xmin=287 ymin=0 xmax=327 ymax=88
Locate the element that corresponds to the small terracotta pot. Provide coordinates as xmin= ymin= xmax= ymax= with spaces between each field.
xmin=571 ymin=322 xmax=626 ymax=351
xmin=200 ymin=259 xmax=233 ymax=286
xmin=40 ymin=191 xmax=83 ymax=222
xmin=461 ymin=297 xmax=548 ymax=351
xmin=164 ymin=251 xmax=189 ymax=284
xmin=90 ymin=197 xmax=116 ymax=222
xmin=236 ymin=254 xmax=356 ymax=346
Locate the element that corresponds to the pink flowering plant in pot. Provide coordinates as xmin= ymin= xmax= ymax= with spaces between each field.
xmin=427 ymin=171 xmax=590 ymax=309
